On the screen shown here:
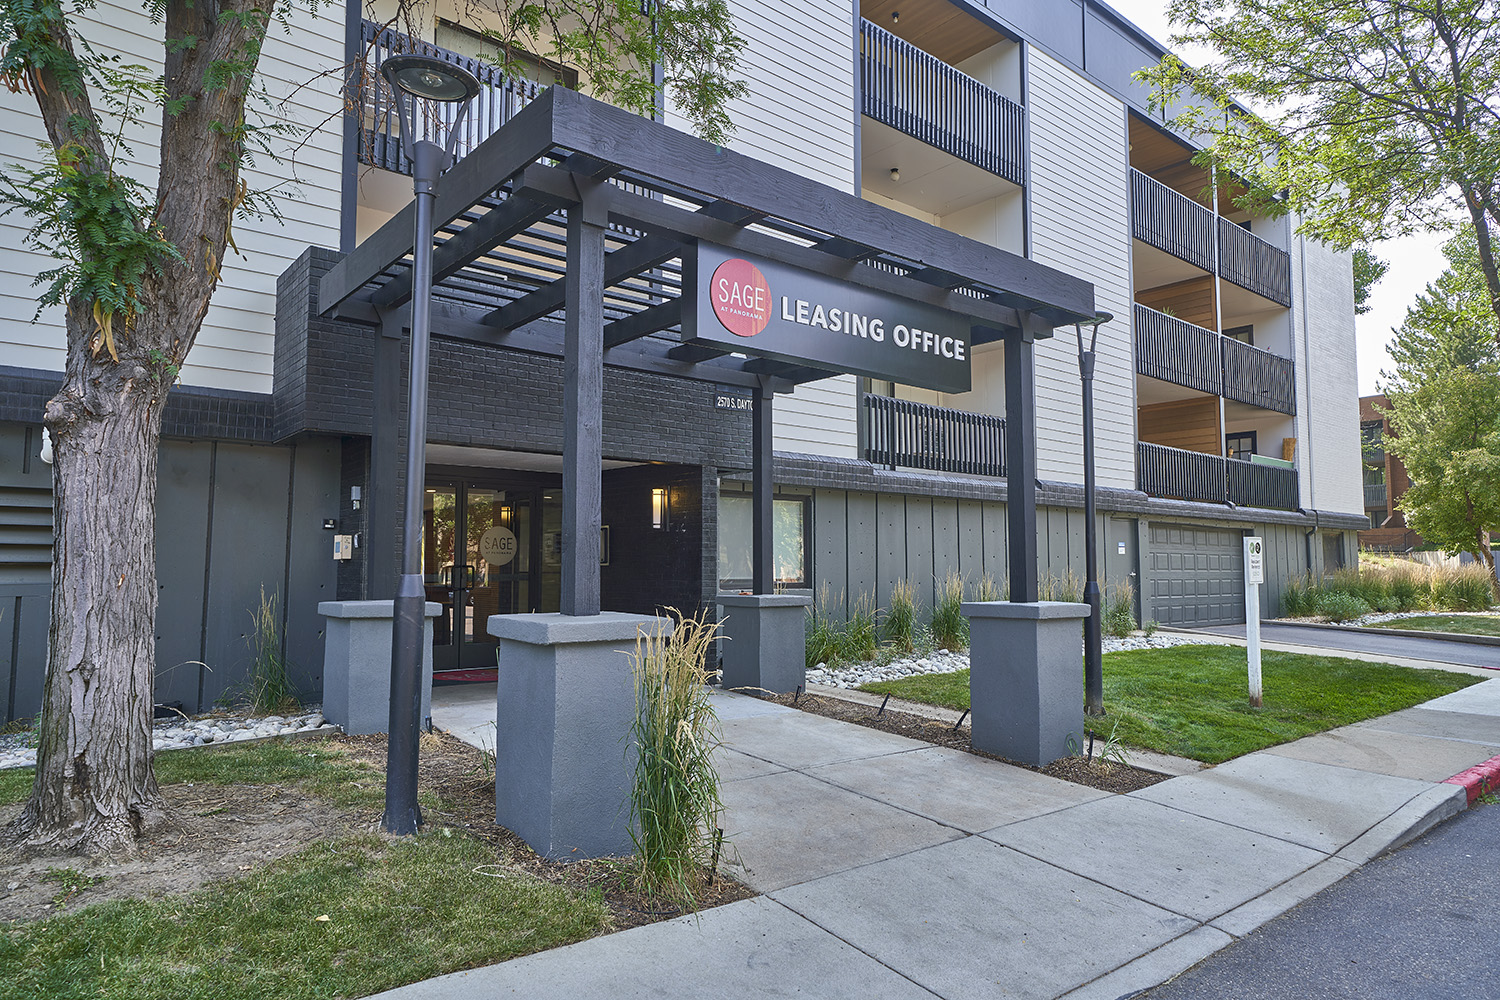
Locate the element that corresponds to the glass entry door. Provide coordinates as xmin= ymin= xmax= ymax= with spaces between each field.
xmin=424 ymin=483 xmax=537 ymax=670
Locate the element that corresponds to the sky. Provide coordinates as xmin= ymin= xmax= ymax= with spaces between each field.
xmin=1102 ymin=0 xmax=1449 ymax=397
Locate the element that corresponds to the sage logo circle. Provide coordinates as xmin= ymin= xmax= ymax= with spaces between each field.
xmin=710 ymin=258 xmax=771 ymax=337
xmin=480 ymin=525 xmax=518 ymax=566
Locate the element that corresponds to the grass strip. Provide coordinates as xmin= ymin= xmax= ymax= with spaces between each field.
xmin=858 ymin=644 xmax=1481 ymax=764
xmin=0 ymin=833 xmax=607 ymax=1000
xmin=1367 ymin=614 xmax=1500 ymax=637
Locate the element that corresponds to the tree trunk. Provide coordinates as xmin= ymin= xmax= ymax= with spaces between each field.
xmin=8 ymin=317 xmax=173 ymax=856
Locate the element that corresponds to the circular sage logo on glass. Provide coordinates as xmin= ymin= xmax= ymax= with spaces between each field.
xmin=710 ymin=258 xmax=772 ymax=337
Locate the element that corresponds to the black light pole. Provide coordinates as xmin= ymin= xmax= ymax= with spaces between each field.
xmin=381 ymin=54 xmax=480 ymax=835
xmin=1077 ymin=311 xmax=1113 ymax=717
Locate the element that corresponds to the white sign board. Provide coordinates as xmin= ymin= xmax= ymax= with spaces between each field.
xmin=1245 ymin=536 xmax=1264 ymax=585
xmin=480 ymin=525 xmax=518 ymax=566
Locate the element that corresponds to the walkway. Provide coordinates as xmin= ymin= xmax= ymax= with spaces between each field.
xmin=400 ymin=677 xmax=1500 ymax=1000
xmin=1194 ymin=622 xmax=1500 ymax=670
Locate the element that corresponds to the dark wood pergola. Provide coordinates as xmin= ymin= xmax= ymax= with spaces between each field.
xmin=318 ymin=86 xmax=1096 ymax=615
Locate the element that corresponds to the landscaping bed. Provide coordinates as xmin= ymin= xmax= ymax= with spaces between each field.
xmin=0 ymin=732 xmax=751 ymax=1000
xmin=763 ymin=691 xmax=1169 ymax=795
xmin=1364 ymin=613 xmax=1500 ymax=637
xmin=855 ymin=644 xmax=1481 ymax=765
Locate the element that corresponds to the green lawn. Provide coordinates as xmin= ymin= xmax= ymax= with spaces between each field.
xmin=1368 ymin=614 xmax=1500 ymax=637
xmin=0 ymin=740 xmax=610 ymax=1000
xmin=859 ymin=644 xmax=1482 ymax=764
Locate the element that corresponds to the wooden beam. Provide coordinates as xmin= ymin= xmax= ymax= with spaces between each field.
xmin=666 ymin=343 xmax=728 ymax=363
xmin=368 ymin=193 xmax=554 ymax=309
xmin=318 ymin=89 xmax=559 ymax=313
xmin=483 ymin=199 xmax=761 ymax=331
xmin=603 ymin=300 xmax=680 ymax=348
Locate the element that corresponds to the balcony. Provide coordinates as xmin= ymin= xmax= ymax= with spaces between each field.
xmin=1364 ymin=482 xmax=1389 ymax=509
xmin=1219 ymin=218 xmax=1292 ymax=307
xmin=1221 ymin=336 xmax=1296 ymax=415
xmin=1137 ymin=441 xmax=1300 ymax=511
xmin=859 ymin=18 xmax=1024 ymax=186
xmin=1134 ymin=304 xmax=1221 ymax=395
xmin=355 ymin=19 xmax=542 ymax=173
xmin=1130 ymin=169 xmax=1215 ymax=272
xmin=1134 ymin=305 xmax=1296 ymax=415
xmin=862 ymin=394 xmax=1005 ymax=478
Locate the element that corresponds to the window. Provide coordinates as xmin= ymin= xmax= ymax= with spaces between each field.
xmin=1223 ymin=325 xmax=1254 ymax=346
xmin=1225 ymin=430 xmax=1257 ymax=460
xmin=717 ymin=494 xmax=810 ymax=590
xmin=1323 ymin=532 xmax=1346 ymax=570
xmin=435 ymin=20 xmax=578 ymax=88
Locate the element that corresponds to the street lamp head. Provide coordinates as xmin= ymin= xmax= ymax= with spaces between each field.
xmin=382 ymin=54 xmax=481 ymax=104
xmin=1078 ymin=310 xmax=1114 ymax=329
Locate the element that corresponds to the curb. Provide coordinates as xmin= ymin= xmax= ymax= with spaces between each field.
xmin=1443 ymin=754 xmax=1500 ymax=803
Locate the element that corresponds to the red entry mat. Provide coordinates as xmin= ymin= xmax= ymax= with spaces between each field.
xmin=432 ymin=667 xmax=499 ymax=685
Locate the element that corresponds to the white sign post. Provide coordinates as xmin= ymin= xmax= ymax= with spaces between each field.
xmin=1244 ymin=536 xmax=1264 ymax=708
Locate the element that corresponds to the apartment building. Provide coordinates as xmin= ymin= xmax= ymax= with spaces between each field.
xmin=1358 ymin=394 xmax=1419 ymax=551
xmin=0 ymin=0 xmax=1366 ymax=721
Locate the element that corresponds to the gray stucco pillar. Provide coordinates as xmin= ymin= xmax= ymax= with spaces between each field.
xmin=319 ymin=600 xmax=439 ymax=735
xmin=718 ymin=593 xmax=811 ymax=694
xmin=489 ymin=611 xmax=664 ymax=859
xmin=963 ymin=600 xmax=1088 ymax=766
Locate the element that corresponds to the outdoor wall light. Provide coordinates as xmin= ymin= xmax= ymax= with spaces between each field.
xmin=891 ymin=10 xmax=899 ymax=23
xmin=381 ymin=51 xmax=480 ymax=839
xmin=651 ymin=487 xmax=670 ymax=530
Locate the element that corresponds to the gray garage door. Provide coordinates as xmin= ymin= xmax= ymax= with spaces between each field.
xmin=1147 ymin=523 xmax=1245 ymax=627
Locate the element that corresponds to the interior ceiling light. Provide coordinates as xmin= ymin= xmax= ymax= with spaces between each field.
xmin=890 ymin=167 xmax=901 ymax=182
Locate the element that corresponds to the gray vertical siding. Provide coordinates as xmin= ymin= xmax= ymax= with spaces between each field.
xmin=0 ymin=425 xmax=341 ymax=723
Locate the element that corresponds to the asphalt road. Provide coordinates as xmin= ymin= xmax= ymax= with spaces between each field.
xmin=1194 ymin=623 xmax=1500 ymax=670
xmin=1139 ymin=804 xmax=1499 ymax=1000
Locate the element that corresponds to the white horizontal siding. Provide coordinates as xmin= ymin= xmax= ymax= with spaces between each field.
xmin=1025 ymin=48 xmax=1134 ymax=490
xmin=0 ymin=1 xmax=345 ymax=394
xmin=774 ymin=375 xmax=859 ymax=458
xmin=665 ymin=0 xmax=855 ymax=194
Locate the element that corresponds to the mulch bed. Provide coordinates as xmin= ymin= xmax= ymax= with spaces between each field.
xmin=763 ymin=692 xmax=1171 ymax=795
xmin=342 ymin=732 xmax=755 ymax=930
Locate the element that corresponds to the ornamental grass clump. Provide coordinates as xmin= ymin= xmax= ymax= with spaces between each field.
xmin=882 ymin=579 xmax=918 ymax=653
xmin=629 ymin=610 xmax=725 ymax=908
xmin=245 ymin=586 xmax=298 ymax=714
xmin=1104 ymin=581 xmax=1137 ymax=637
xmin=930 ymin=570 xmax=969 ymax=651
xmin=840 ymin=592 xmax=879 ymax=663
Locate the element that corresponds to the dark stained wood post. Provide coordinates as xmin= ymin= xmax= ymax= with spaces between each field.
xmin=752 ymin=377 xmax=775 ymax=594
xmin=561 ymin=187 xmax=608 ymax=616
xmin=1005 ymin=320 xmax=1039 ymax=603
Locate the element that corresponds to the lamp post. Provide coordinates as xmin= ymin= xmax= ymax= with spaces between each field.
xmin=381 ymin=53 xmax=480 ymax=835
xmin=1076 ymin=311 xmax=1113 ymax=718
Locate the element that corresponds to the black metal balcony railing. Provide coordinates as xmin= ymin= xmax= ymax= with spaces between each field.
xmin=1218 ymin=218 xmax=1292 ymax=307
xmin=1134 ymin=304 xmax=1221 ymax=395
xmin=1221 ymin=336 xmax=1296 ymax=415
xmin=356 ymin=19 xmax=542 ymax=173
xmin=1130 ymin=169 xmax=1215 ymax=272
xmin=1136 ymin=442 xmax=1226 ymax=505
xmin=1137 ymin=441 xmax=1300 ymax=511
xmin=1227 ymin=458 xmax=1299 ymax=510
xmin=860 ymin=18 xmax=1025 ymax=185
xmin=1364 ymin=482 xmax=1389 ymax=508
xmin=863 ymin=394 xmax=1005 ymax=478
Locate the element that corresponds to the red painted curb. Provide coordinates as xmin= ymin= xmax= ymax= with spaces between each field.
xmin=1443 ymin=755 xmax=1500 ymax=803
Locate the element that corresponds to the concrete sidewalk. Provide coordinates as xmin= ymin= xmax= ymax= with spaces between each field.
xmin=405 ymin=678 xmax=1500 ymax=1000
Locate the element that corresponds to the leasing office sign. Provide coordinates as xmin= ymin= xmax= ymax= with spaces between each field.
xmin=682 ymin=243 xmax=973 ymax=394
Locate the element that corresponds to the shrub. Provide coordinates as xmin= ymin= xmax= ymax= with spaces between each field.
xmin=1387 ymin=562 xmax=1425 ymax=612
xmin=1447 ymin=564 xmax=1495 ymax=611
xmin=1317 ymin=590 xmax=1372 ymax=623
xmin=882 ymin=579 xmax=918 ymax=653
xmin=930 ymin=570 xmax=969 ymax=651
xmin=630 ymin=610 xmax=724 ymax=907
xmin=1103 ymin=581 xmax=1137 ymax=637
